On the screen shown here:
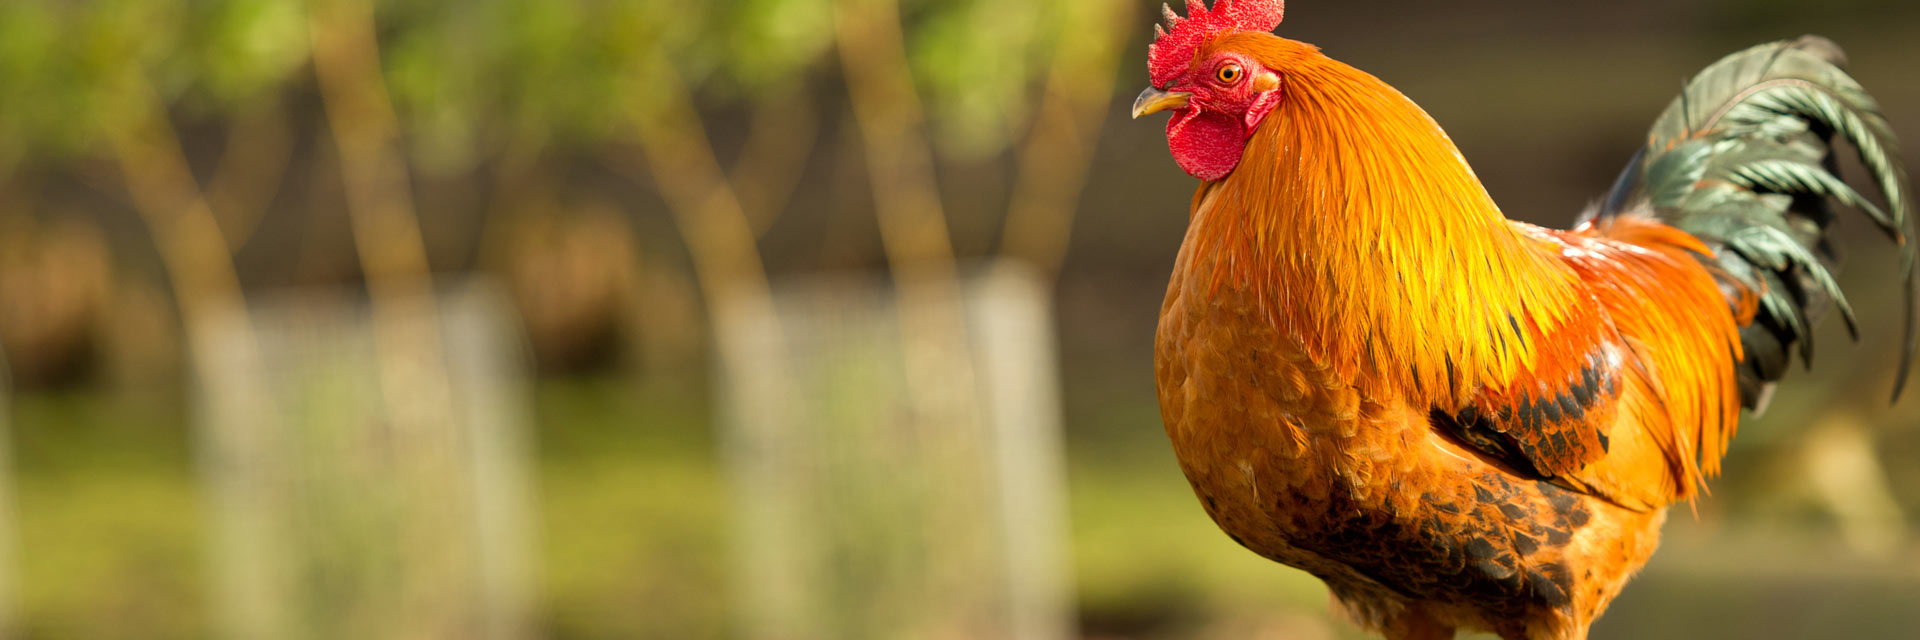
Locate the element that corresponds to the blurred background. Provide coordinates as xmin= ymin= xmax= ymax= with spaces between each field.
xmin=0 ymin=0 xmax=1916 ymax=638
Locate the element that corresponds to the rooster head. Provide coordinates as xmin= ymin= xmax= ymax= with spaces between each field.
xmin=1133 ymin=0 xmax=1291 ymax=181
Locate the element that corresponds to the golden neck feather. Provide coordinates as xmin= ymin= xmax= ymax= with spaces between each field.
xmin=1195 ymin=37 xmax=1580 ymax=402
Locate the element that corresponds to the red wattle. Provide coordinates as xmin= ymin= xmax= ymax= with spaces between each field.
xmin=1168 ymin=108 xmax=1250 ymax=182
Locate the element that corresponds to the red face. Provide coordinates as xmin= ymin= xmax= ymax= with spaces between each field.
xmin=1135 ymin=50 xmax=1285 ymax=182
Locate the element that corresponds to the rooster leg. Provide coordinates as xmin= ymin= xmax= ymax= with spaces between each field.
xmin=1382 ymin=608 xmax=1454 ymax=640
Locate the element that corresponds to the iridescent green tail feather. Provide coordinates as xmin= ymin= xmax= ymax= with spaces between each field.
xmin=1592 ymin=36 xmax=1916 ymax=406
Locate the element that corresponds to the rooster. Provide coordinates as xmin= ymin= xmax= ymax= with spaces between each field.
xmin=1134 ymin=2 xmax=1914 ymax=639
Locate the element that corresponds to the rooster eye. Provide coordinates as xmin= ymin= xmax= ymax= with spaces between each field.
xmin=1216 ymin=63 xmax=1242 ymax=84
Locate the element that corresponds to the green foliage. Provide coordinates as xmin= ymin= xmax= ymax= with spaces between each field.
xmin=908 ymin=0 xmax=1130 ymax=158
xmin=909 ymin=0 xmax=1045 ymax=157
xmin=182 ymin=0 xmax=310 ymax=111
xmin=0 ymin=0 xmax=1123 ymax=174
xmin=701 ymin=0 xmax=834 ymax=93
xmin=0 ymin=0 xmax=306 ymax=160
xmin=10 ymin=390 xmax=205 ymax=640
xmin=0 ymin=1 xmax=167 ymax=162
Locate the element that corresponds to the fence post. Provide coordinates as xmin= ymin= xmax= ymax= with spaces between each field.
xmin=196 ymin=281 xmax=534 ymax=640
xmin=721 ymin=260 xmax=1075 ymax=640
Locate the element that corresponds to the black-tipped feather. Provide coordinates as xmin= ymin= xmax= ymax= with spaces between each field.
xmin=1597 ymin=36 xmax=1916 ymax=405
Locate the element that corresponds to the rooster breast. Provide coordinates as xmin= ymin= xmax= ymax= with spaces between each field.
xmin=1153 ymin=197 xmax=1665 ymax=640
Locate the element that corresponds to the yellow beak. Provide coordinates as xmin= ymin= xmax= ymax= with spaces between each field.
xmin=1131 ymin=87 xmax=1192 ymax=119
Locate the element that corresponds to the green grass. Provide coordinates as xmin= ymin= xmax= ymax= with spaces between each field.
xmin=6 ymin=376 xmax=1915 ymax=639
xmin=532 ymin=375 xmax=731 ymax=640
xmin=9 ymin=389 xmax=205 ymax=640
xmin=1 ymin=376 xmax=1349 ymax=639
xmin=6 ymin=377 xmax=739 ymax=640
xmin=1066 ymin=444 xmax=1354 ymax=638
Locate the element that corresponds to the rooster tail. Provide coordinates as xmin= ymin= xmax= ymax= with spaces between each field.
xmin=1591 ymin=35 xmax=1916 ymax=408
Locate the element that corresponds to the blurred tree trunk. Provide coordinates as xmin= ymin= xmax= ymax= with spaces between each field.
xmin=103 ymin=73 xmax=257 ymax=372
xmin=306 ymin=0 xmax=482 ymax=637
xmin=623 ymin=42 xmax=810 ymax=640
xmin=308 ymin=0 xmax=454 ymax=420
xmin=999 ymin=1 xmax=1134 ymax=280
xmin=835 ymin=1 xmax=992 ymax=635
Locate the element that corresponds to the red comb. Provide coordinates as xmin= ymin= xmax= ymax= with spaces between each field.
xmin=1148 ymin=0 xmax=1285 ymax=87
